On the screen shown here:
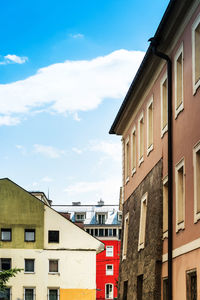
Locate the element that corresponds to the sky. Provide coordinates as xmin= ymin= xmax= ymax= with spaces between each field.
xmin=0 ymin=0 xmax=170 ymax=205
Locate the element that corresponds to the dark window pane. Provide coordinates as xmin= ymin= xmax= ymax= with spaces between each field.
xmin=25 ymin=259 xmax=34 ymax=272
xmin=49 ymin=289 xmax=58 ymax=300
xmin=99 ymin=229 xmax=104 ymax=237
xmin=109 ymin=229 xmax=113 ymax=236
xmin=95 ymin=229 xmax=98 ymax=236
xmin=0 ymin=288 xmax=10 ymax=300
xmin=113 ymin=229 xmax=116 ymax=237
xmin=0 ymin=259 xmax=11 ymax=270
xmin=91 ymin=229 xmax=94 ymax=236
xmin=1 ymin=229 xmax=11 ymax=241
xmin=25 ymin=289 xmax=34 ymax=300
xmin=119 ymin=229 xmax=122 ymax=240
xmin=25 ymin=229 xmax=35 ymax=242
xmin=48 ymin=231 xmax=59 ymax=243
xmin=49 ymin=260 xmax=58 ymax=272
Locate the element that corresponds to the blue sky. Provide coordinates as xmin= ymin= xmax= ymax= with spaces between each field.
xmin=0 ymin=0 xmax=169 ymax=205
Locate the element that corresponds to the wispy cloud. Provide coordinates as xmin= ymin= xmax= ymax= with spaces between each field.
xmin=34 ymin=144 xmax=65 ymax=158
xmin=16 ymin=144 xmax=27 ymax=155
xmin=0 ymin=49 xmax=144 ymax=125
xmin=0 ymin=115 xmax=20 ymax=126
xmin=89 ymin=140 xmax=121 ymax=162
xmin=0 ymin=54 xmax=28 ymax=65
xmin=41 ymin=176 xmax=53 ymax=182
xmin=72 ymin=147 xmax=83 ymax=154
xmin=70 ymin=33 xmax=84 ymax=39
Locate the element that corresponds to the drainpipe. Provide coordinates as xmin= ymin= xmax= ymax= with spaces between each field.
xmin=148 ymin=37 xmax=173 ymax=300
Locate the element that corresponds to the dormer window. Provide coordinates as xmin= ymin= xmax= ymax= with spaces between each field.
xmin=75 ymin=213 xmax=86 ymax=222
xmin=96 ymin=213 xmax=107 ymax=224
xmin=118 ymin=212 xmax=122 ymax=222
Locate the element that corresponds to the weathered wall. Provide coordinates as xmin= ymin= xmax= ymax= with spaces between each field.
xmin=118 ymin=160 xmax=163 ymax=300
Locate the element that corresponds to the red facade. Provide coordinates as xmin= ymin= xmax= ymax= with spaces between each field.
xmin=96 ymin=240 xmax=121 ymax=300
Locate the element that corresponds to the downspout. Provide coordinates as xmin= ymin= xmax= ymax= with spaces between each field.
xmin=149 ymin=37 xmax=173 ymax=300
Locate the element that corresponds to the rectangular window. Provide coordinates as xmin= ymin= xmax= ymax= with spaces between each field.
xmin=99 ymin=229 xmax=104 ymax=237
xmin=119 ymin=229 xmax=122 ymax=240
xmin=175 ymin=159 xmax=185 ymax=232
xmin=147 ymin=97 xmax=153 ymax=155
xmin=174 ymin=44 xmax=184 ymax=117
xmin=131 ymin=127 xmax=136 ymax=174
xmin=95 ymin=229 xmax=98 ymax=236
xmin=106 ymin=264 xmax=113 ymax=276
xmin=48 ymin=231 xmax=59 ymax=243
xmin=137 ymin=275 xmax=143 ymax=300
xmin=25 ymin=259 xmax=35 ymax=273
xmin=96 ymin=213 xmax=107 ymax=224
xmin=24 ymin=288 xmax=35 ymax=300
xmin=163 ymin=278 xmax=168 ymax=300
xmin=122 ymin=213 xmax=129 ymax=259
xmin=125 ymin=137 xmax=130 ymax=182
xmin=106 ymin=246 xmax=113 ymax=257
xmin=25 ymin=229 xmax=35 ymax=242
xmin=48 ymin=289 xmax=59 ymax=300
xmin=108 ymin=229 xmax=113 ymax=237
xmin=105 ymin=284 xmax=113 ymax=299
xmin=118 ymin=211 xmax=122 ymax=222
xmin=163 ymin=177 xmax=168 ymax=238
xmin=75 ymin=213 xmax=85 ymax=222
xmin=123 ymin=281 xmax=128 ymax=300
xmin=49 ymin=260 xmax=59 ymax=273
xmin=193 ymin=142 xmax=200 ymax=223
xmin=0 ymin=259 xmax=11 ymax=271
xmin=138 ymin=193 xmax=148 ymax=251
xmin=161 ymin=73 xmax=168 ymax=136
xmin=192 ymin=14 xmax=200 ymax=94
xmin=138 ymin=113 xmax=144 ymax=165
xmin=186 ymin=270 xmax=197 ymax=300
xmin=0 ymin=288 xmax=10 ymax=300
xmin=1 ymin=229 xmax=11 ymax=241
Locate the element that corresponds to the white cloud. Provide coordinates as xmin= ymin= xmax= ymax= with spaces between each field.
xmin=0 ymin=49 xmax=144 ymax=124
xmin=70 ymin=33 xmax=84 ymax=39
xmin=0 ymin=115 xmax=20 ymax=126
xmin=34 ymin=144 xmax=65 ymax=158
xmin=72 ymin=147 xmax=83 ymax=154
xmin=41 ymin=176 xmax=53 ymax=182
xmin=89 ymin=140 xmax=121 ymax=162
xmin=0 ymin=54 xmax=28 ymax=65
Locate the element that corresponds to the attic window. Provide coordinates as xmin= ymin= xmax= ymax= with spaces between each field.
xmin=96 ymin=213 xmax=107 ymax=224
xmin=75 ymin=213 xmax=86 ymax=222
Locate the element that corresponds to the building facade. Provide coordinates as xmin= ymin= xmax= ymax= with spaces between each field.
xmin=53 ymin=201 xmax=122 ymax=300
xmin=110 ymin=0 xmax=200 ymax=299
xmin=0 ymin=178 xmax=104 ymax=300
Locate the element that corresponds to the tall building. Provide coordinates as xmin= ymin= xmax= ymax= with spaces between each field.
xmin=110 ymin=0 xmax=200 ymax=299
xmin=53 ymin=200 xmax=122 ymax=300
xmin=0 ymin=178 xmax=104 ymax=300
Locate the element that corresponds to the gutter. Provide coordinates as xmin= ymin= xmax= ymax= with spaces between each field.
xmin=149 ymin=37 xmax=173 ymax=300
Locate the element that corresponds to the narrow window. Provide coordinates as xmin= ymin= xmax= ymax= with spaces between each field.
xmin=48 ymin=289 xmax=59 ymax=300
xmin=0 ymin=288 xmax=11 ymax=300
xmin=118 ymin=229 xmax=122 ymax=240
xmin=1 ymin=229 xmax=11 ymax=241
xmin=175 ymin=159 xmax=185 ymax=232
xmin=24 ymin=288 xmax=35 ymax=300
xmin=48 ymin=231 xmax=59 ymax=243
xmin=25 ymin=259 xmax=35 ymax=273
xmin=125 ymin=137 xmax=130 ymax=181
xmin=137 ymin=275 xmax=143 ymax=300
xmin=163 ymin=177 xmax=168 ymax=238
xmin=99 ymin=229 xmax=104 ymax=237
xmin=25 ymin=229 xmax=35 ymax=242
xmin=163 ymin=278 xmax=168 ymax=300
xmin=186 ymin=270 xmax=197 ymax=300
xmin=193 ymin=142 xmax=200 ymax=223
xmin=138 ymin=114 xmax=144 ymax=165
xmin=0 ymin=259 xmax=11 ymax=271
xmin=95 ymin=229 xmax=98 ymax=236
xmin=123 ymin=281 xmax=128 ymax=300
xmin=174 ymin=44 xmax=184 ymax=117
xmin=106 ymin=246 xmax=113 ymax=257
xmin=138 ymin=193 xmax=148 ymax=250
xmin=105 ymin=284 xmax=113 ymax=299
xmin=161 ymin=73 xmax=168 ymax=136
xmin=108 ymin=229 xmax=113 ymax=237
xmin=147 ymin=97 xmax=153 ymax=155
xmin=122 ymin=213 xmax=129 ymax=259
xmin=49 ymin=260 xmax=59 ymax=273
xmin=131 ymin=127 xmax=136 ymax=174
xmin=192 ymin=14 xmax=200 ymax=93
xmin=106 ymin=265 xmax=113 ymax=276
xmin=105 ymin=229 xmax=108 ymax=237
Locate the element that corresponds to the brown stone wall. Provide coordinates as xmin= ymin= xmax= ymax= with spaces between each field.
xmin=118 ymin=160 xmax=163 ymax=300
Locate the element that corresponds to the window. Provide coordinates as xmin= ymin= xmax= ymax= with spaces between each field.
xmin=99 ymin=229 xmax=104 ymax=237
xmin=163 ymin=176 xmax=168 ymax=238
xmin=75 ymin=213 xmax=85 ymax=222
xmin=147 ymin=97 xmax=153 ymax=155
xmin=186 ymin=270 xmax=197 ymax=300
xmin=118 ymin=211 xmax=122 ymax=222
xmin=131 ymin=126 xmax=136 ymax=175
xmin=48 ymin=231 xmax=59 ymax=243
xmin=119 ymin=229 xmax=122 ymax=240
xmin=48 ymin=289 xmax=59 ymax=300
xmin=105 ymin=284 xmax=113 ymax=299
xmin=175 ymin=159 xmax=185 ymax=232
xmin=1 ymin=229 xmax=11 ymax=241
xmin=106 ymin=246 xmax=113 ymax=257
xmin=138 ymin=113 xmax=144 ymax=165
xmin=193 ymin=142 xmax=200 ymax=223
xmin=122 ymin=213 xmax=129 ymax=259
xmin=24 ymin=288 xmax=35 ymax=300
xmin=0 ymin=288 xmax=10 ymax=300
xmin=49 ymin=260 xmax=59 ymax=273
xmin=25 ymin=229 xmax=35 ymax=242
xmin=106 ymin=264 xmax=113 ymax=275
xmin=174 ymin=43 xmax=184 ymax=117
xmin=161 ymin=72 xmax=168 ymax=136
xmin=25 ymin=259 xmax=35 ymax=273
xmin=123 ymin=281 xmax=128 ymax=300
xmin=137 ymin=275 xmax=143 ymax=300
xmin=192 ymin=14 xmax=200 ymax=94
xmin=96 ymin=213 xmax=107 ymax=224
xmin=163 ymin=278 xmax=168 ymax=300
xmin=138 ymin=193 xmax=148 ymax=251
xmin=125 ymin=137 xmax=130 ymax=182
xmin=0 ymin=259 xmax=11 ymax=271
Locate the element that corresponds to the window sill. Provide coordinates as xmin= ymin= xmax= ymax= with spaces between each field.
xmin=138 ymin=157 xmax=144 ymax=167
xmin=176 ymin=221 xmax=185 ymax=233
xmin=131 ymin=168 xmax=136 ymax=176
xmin=162 ymin=231 xmax=168 ymax=240
xmin=138 ymin=243 xmax=144 ymax=251
xmin=161 ymin=125 xmax=168 ymax=138
xmin=175 ymin=102 xmax=184 ymax=119
xmin=24 ymin=272 xmax=35 ymax=274
xmin=193 ymin=78 xmax=200 ymax=95
xmin=48 ymin=272 xmax=60 ymax=275
xmin=147 ymin=144 xmax=153 ymax=156
xmin=125 ymin=177 xmax=129 ymax=184
xmin=194 ymin=212 xmax=200 ymax=224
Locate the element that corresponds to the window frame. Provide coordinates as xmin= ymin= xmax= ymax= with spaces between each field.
xmin=146 ymin=96 xmax=154 ymax=155
xmin=1 ymin=229 xmax=12 ymax=242
xmin=75 ymin=212 xmax=86 ymax=222
xmin=48 ymin=288 xmax=59 ymax=300
xmin=24 ymin=229 xmax=35 ymax=242
xmin=49 ymin=259 xmax=59 ymax=274
xmin=160 ymin=72 xmax=168 ymax=137
xmin=163 ymin=176 xmax=168 ymax=239
xmin=174 ymin=43 xmax=184 ymax=118
xmin=122 ymin=213 xmax=129 ymax=260
xmin=138 ymin=112 xmax=144 ymax=166
xmin=106 ymin=246 xmax=114 ymax=257
xmin=24 ymin=259 xmax=35 ymax=274
xmin=175 ymin=158 xmax=185 ymax=232
xmin=192 ymin=13 xmax=200 ymax=95
xmin=24 ymin=287 xmax=35 ymax=300
xmin=138 ymin=193 xmax=148 ymax=251
xmin=0 ymin=287 xmax=11 ymax=300
xmin=193 ymin=141 xmax=200 ymax=223
xmin=0 ymin=258 xmax=11 ymax=271
xmin=105 ymin=283 xmax=113 ymax=299
xmin=186 ymin=269 xmax=197 ymax=300
xmin=131 ymin=126 xmax=136 ymax=175
xmin=106 ymin=264 xmax=114 ymax=276
xmin=125 ymin=136 xmax=130 ymax=183
xmin=96 ymin=213 xmax=107 ymax=225
xmin=48 ymin=231 xmax=59 ymax=243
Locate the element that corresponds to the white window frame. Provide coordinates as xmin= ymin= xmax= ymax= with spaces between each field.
xmin=131 ymin=125 xmax=136 ymax=175
xmin=48 ymin=288 xmax=60 ymax=300
xmin=175 ymin=158 xmax=185 ymax=232
xmin=117 ymin=211 xmax=122 ymax=222
xmin=24 ymin=259 xmax=35 ymax=274
xmin=106 ymin=264 xmax=114 ymax=276
xmin=75 ymin=212 xmax=86 ymax=222
xmin=174 ymin=43 xmax=184 ymax=118
xmin=24 ymin=287 xmax=36 ymax=300
xmin=163 ymin=176 xmax=168 ymax=239
xmin=125 ymin=136 xmax=130 ymax=183
xmin=160 ymin=72 xmax=168 ymax=137
xmin=138 ymin=193 xmax=148 ymax=251
xmin=106 ymin=246 xmax=114 ymax=257
xmin=48 ymin=259 xmax=59 ymax=274
xmin=96 ymin=213 xmax=107 ymax=225
xmin=193 ymin=141 xmax=200 ymax=223
xmin=138 ymin=112 xmax=144 ymax=166
xmin=122 ymin=213 xmax=129 ymax=260
xmin=147 ymin=96 xmax=154 ymax=155
xmin=192 ymin=13 xmax=200 ymax=95
xmin=105 ymin=283 xmax=114 ymax=299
